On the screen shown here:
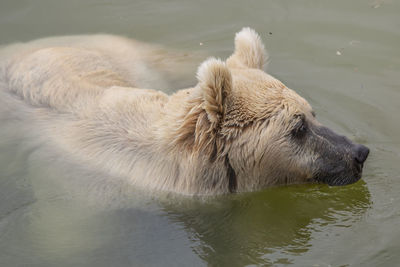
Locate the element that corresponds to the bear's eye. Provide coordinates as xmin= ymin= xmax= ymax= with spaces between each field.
xmin=292 ymin=119 xmax=307 ymax=138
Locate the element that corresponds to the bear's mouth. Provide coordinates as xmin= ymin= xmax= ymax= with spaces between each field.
xmin=313 ymin=165 xmax=363 ymax=186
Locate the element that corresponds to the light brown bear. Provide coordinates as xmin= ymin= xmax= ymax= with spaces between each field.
xmin=0 ymin=28 xmax=369 ymax=195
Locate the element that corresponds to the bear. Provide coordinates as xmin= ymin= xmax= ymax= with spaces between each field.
xmin=0 ymin=28 xmax=369 ymax=195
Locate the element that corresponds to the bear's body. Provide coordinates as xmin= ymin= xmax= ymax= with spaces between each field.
xmin=0 ymin=29 xmax=369 ymax=195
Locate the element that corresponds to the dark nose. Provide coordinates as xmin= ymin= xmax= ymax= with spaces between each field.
xmin=353 ymin=144 xmax=370 ymax=164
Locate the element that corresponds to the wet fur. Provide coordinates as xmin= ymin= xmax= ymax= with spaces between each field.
xmin=0 ymin=28 xmax=361 ymax=195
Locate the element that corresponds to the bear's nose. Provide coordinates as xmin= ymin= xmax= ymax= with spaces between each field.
xmin=353 ymin=144 xmax=370 ymax=164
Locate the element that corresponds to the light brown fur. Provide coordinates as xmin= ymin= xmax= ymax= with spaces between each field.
xmin=0 ymin=28 xmax=317 ymax=195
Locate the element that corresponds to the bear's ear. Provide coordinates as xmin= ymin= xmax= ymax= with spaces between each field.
xmin=197 ymin=58 xmax=232 ymax=124
xmin=227 ymin=27 xmax=268 ymax=70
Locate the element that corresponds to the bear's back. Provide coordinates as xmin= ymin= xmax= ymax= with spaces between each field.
xmin=4 ymin=46 xmax=135 ymax=112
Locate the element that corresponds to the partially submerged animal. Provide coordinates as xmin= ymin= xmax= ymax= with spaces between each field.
xmin=0 ymin=28 xmax=369 ymax=195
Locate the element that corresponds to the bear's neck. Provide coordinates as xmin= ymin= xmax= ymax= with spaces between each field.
xmin=148 ymin=87 xmax=233 ymax=195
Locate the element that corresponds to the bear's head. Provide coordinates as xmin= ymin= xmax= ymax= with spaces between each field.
xmin=195 ymin=28 xmax=369 ymax=192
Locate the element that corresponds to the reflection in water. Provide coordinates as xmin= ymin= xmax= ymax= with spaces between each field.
xmin=161 ymin=183 xmax=371 ymax=266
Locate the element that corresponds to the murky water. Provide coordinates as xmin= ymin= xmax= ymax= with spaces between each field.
xmin=0 ymin=0 xmax=399 ymax=266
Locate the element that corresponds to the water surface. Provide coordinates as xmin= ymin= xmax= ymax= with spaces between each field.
xmin=0 ymin=0 xmax=399 ymax=266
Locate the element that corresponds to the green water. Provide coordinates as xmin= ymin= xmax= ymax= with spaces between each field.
xmin=0 ymin=0 xmax=399 ymax=266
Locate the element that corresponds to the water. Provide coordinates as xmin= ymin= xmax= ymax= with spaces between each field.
xmin=0 ymin=0 xmax=399 ymax=266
